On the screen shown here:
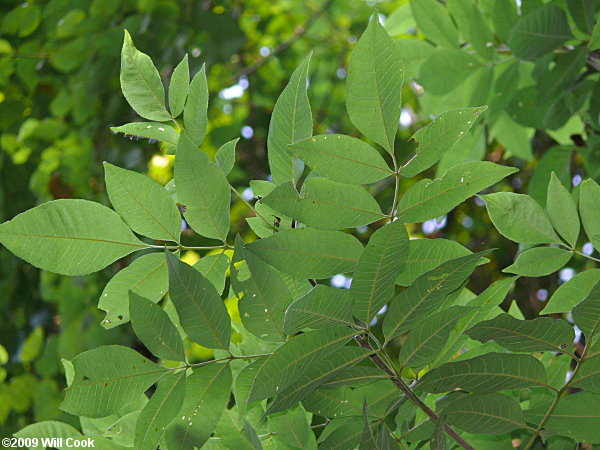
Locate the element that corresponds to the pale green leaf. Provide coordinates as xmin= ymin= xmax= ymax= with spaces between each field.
xmin=99 ymin=253 xmax=168 ymax=329
xmin=401 ymin=107 xmax=486 ymax=178
xmin=165 ymin=363 xmax=232 ymax=450
xmin=166 ymin=251 xmax=231 ymax=350
xmin=267 ymin=53 xmax=312 ymax=184
xmin=110 ymin=122 xmax=179 ymax=146
xmin=14 ymin=422 xmax=83 ymax=449
xmin=418 ymin=50 xmax=481 ymax=95
xmin=503 ymin=247 xmax=573 ymax=277
xmin=384 ymin=251 xmax=490 ymax=341
xmin=244 ymin=228 xmax=363 ymax=279
xmin=169 ymin=54 xmax=189 ymax=117
xmin=411 ymin=0 xmax=459 ymax=48
xmin=446 ymin=0 xmax=495 ymax=60
xmin=508 ymin=5 xmax=574 ymax=61
xmin=398 ymin=162 xmax=516 ymax=223
xmin=184 ymin=65 xmax=208 ymax=145
xmin=395 ymin=39 xmax=436 ymax=79
xmin=265 ymin=347 xmax=372 ymax=416
xmin=193 ymin=251 xmax=230 ymax=295
xmin=444 ymin=393 xmax=527 ymax=435
xmin=573 ymin=280 xmax=600 ymax=339
xmin=260 ymin=178 xmax=384 ymax=230
xmin=104 ymin=162 xmax=181 ymax=242
xmin=283 ymin=285 xmax=353 ymax=334
xmin=351 ymin=220 xmax=409 ymax=322
xmin=215 ymin=138 xmax=238 ymax=176
xmin=396 ymin=238 xmax=488 ymax=287
xmin=579 ymin=179 xmax=600 ymax=246
xmin=466 ymin=314 xmax=574 ymax=354
xmin=135 ymin=371 xmax=186 ymax=450
xmin=60 ymin=345 xmax=168 ymax=417
xmin=481 ymin=192 xmax=562 ymax=244
xmin=290 ymin=134 xmax=393 ymax=185
xmin=129 ymin=292 xmax=185 ymax=361
xmin=346 ymin=15 xmax=403 ymax=154
xmin=525 ymin=392 xmax=600 ymax=443
xmin=542 ymin=269 xmax=600 ymax=314
xmin=399 ymin=306 xmax=476 ymax=368
xmin=416 ymin=352 xmax=549 ymax=393
xmin=0 ymin=199 xmax=144 ymax=276
xmin=175 ymin=132 xmax=230 ymax=241
xmin=248 ymin=326 xmax=356 ymax=403
xmin=120 ymin=30 xmax=170 ymax=121
xmin=547 ymin=172 xmax=579 ymax=247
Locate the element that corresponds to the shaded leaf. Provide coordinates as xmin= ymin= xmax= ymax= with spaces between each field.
xmin=411 ymin=0 xmax=459 ymax=48
xmin=184 ymin=65 xmax=208 ymax=145
xmin=268 ymin=406 xmax=311 ymax=449
xmin=542 ymin=269 xmax=600 ymax=314
xmin=194 ymin=251 xmax=230 ymax=295
xmin=322 ymin=366 xmax=385 ymax=389
xmin=572 ymin=280 xmax=600 ymax=339
xmin=579 ymin=179 xmax=600 ymax=247
xmin=503 ymin=247 xmax=572 ymax=277
xmin=547 ymin=172 xmax=579 ymax=247
xmin=0 ymin=199 xmax=144 ymax=276
xmin=571 ymin=355 xmax=600 ymax=392
xmin=418 ymin=50 xmax=481 ymax=95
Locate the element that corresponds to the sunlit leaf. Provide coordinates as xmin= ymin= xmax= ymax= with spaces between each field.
xmin=169 ymin=54 xmax=189 ymax=117
xmin=184 ymin=65 xmax=208 ymax=145
xmin=542 ymin=269 xmax=600 ymax=314
xmin=547 ymin=172 xmax=579 ymax=247
xmin=110 ymin=122 xmax=179 ymax=146
xmin=502 ymin=247 xmax=572 ymax=277
xmin=215 ymin=138 xmax=238 ymax=176
xmin=411 ymin=0 xmax=458 ymax=48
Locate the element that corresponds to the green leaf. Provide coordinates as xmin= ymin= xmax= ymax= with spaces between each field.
xmin=265 ymin=347 xmax=373 ymax=416
xmin=579 ymin=179 xmax=600 ymax=246
xmin=165 ymin=363 xmax=232 ymax=450
xmin=248 ymin=326 xmax=356 ymax=403
xmin=528 ymin=147 xmax=572 ymax=207
xmin=60 ymin=345 xmax=168 ymax=417
xmin=169 ymin=54 xmax=189 ymax=117
xmin=398 ymin=162 xmax=516 ymax=223
xmin=346 ymin=15 xmax=402 ymax=154
xmin=524 ymin=392 xmax=600 ymax=443
xmin=503 ymin=247 xmax=573 ymax=277
xmin=401 ymin=108 xmax=486 ymax=178
xmin=410 ymin=0 xmax=459 ymax=48
xmin=244 ymin=228 xmax=363 ymax=279
xmin=395 ymin=39 xmax=436 ymax=79
xmin=174 ymin=132 xmax=230 ymax=241
xmin=571 ymin=355 xmax=600 ymax=392
xmin=232 ymin=236 xmax=293 ymax=341
xmin=268 ymin=406 xmax=311 ymax=449
xmin=318 ymin=419 xmax=363 ymax=449
xmin=542 ymin=269 xmax=600 ymax=314
xmin=322 ymin=366 xmax=385 ymax=389
xmin=416 ymin=352 xmax=549 ymax=394
xmin=194 ymin=251 xmax=230 ymax=295
xmin=490 ymin=0 xmax=519 ymax=42
xmin=508 ymin=5 xmax=574 ymax=61
xmin=99 ymin=253 xmax=168 ymax=329
xmin=399 ymin=306 xmax=476 ymax=368
xmin=446 ymin=0 xmax=495 ymax=60
xmin=481 ymin=192 xmax=562 ymax=244
xmin=129 ymin=292 xmax=185 ymax=361
xmin=396 ymin=238 xmax=488 ymax=287
xmin=166 ymin=251 xmax=231 ymax=350
xmin=0 ymin=199 xmax=144 ymax=276
xmin=351 ymin=220 xmax=409 ymax=322
xmin=184 ymin=65 xmax=208 ymax=145
xmin=384 ymin=251 xmax=489 ymax=341
xmin=590 ymin=17 xmax=600 ymax=50
xmin=234 ymin=358 xmax=266 ymax=416
xmin=242 ymin=419 xmax=263 ymax=450
xmin=547 ymin=172 xmax=579 ymax=247
xmin=290 ymin=134 xmax=393 ymax=185
xmin=283 ymin=285 xmax=354 ymax=334
xmin=267 ymin=53 xmax=312 ymax=185
xmin=572 ymin=280 xmax=600 ymax=339
xmin=215 ymin=138 xmax=238 ymax=176
xmin=14 ymin=421 xmax=84 ymax=448
xmin=418 ymin=50 xmax=482 ymax=95
xmin=104 ymin=162 xmax=181 ymax=242
xmin=443 ymin=393 xmax=527 ymax=435
xmin=466 ymin=314 xmax=574 ymax=354
xmin=260 ymin=178 xmax=384 ymax=230
xmin=135 ymin=371 xmax=186 ymax=450
xmin=213 ymin=409 xmax=258 ymax=450
xmin=110 ymin=122 xmax=179 ymax=146
xmin=120 ymin=30 xmax=169 ymax=121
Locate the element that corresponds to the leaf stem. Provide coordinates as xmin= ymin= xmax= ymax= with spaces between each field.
xmin=229 ymin=184 xmax=279 ymax=232
xmin=388 ymin=155 xmax=400 ymax=220
xmin=168 ymin=352 xmax=272 ymax=371
xmin=354 ymin=336 xmax=475 ymax=450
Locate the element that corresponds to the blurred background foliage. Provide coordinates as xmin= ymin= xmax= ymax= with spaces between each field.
xmin=0 ymin=0 xmax=598 ymax=439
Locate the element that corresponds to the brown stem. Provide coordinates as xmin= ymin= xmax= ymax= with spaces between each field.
xmin=354 ymin=336 xmax=475 ymax=450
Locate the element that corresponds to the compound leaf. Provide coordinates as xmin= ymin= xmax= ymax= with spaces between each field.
xmin=542 ymin=269 xmax=600 ymax=314
xmin=503 ymin=247 xmax=572 ymax=277
xmin=168 ymin=54 xmax=189 ymax=117
xmin=184 ymin=65 xmax=208 ymax=145
xmin=215 ymin=138 xmax=238 ymax=176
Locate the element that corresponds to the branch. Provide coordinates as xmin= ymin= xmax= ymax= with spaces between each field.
xmin=354 ymin=336 xmax=475 ymax=450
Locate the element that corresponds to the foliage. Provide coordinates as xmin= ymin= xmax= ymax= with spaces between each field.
xmin=1 ymin=0 xmax=600 ymax=449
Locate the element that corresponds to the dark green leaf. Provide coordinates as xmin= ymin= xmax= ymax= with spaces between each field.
xmin=166 ymin=251 xmax=231 ymax=350
xmin=352 ymin=220 xmax=409 ymax=322
xmin=193 ymin=251 xmax=230 ymax=295
xmin=267 ymin=53 xmax=312 ymax=184
xmin=129 ymin=292 xmax=186 ymax=361
xmin=571 ymin=355 xmax=600 ymax=392
xmin=418 ymin=50 xmax=481 ymax=95
xmin=579 ymin=179 xmax=600 ymax=246
xmin=169 ymin=54 xmax=189 ymax=117
xmin=572 ymin=280 xmax=600 ymax=339
xmin=0 ymin=199 xmax=144 ymax=276
xmin=290 ymin=134 xmax=393 ymax=185
xmin=244 ymin=228 xmax=363 ymax=279
xmin=347 ymin=16 xmax=403 ymax=154
xmin=322 ymin=366 xmax=385 ymax=389
xmin=283 ymin=285 xmax=354 ymax=334
xmin=184 ymin=65 xmax=208 ymax=145
xmin=242 ymin=419 xmax=263 ymax=450
xmin=268 ymin=406 xmax=311 ymax=449
xmin=502 ymin=247 xmax=572 ymax=277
